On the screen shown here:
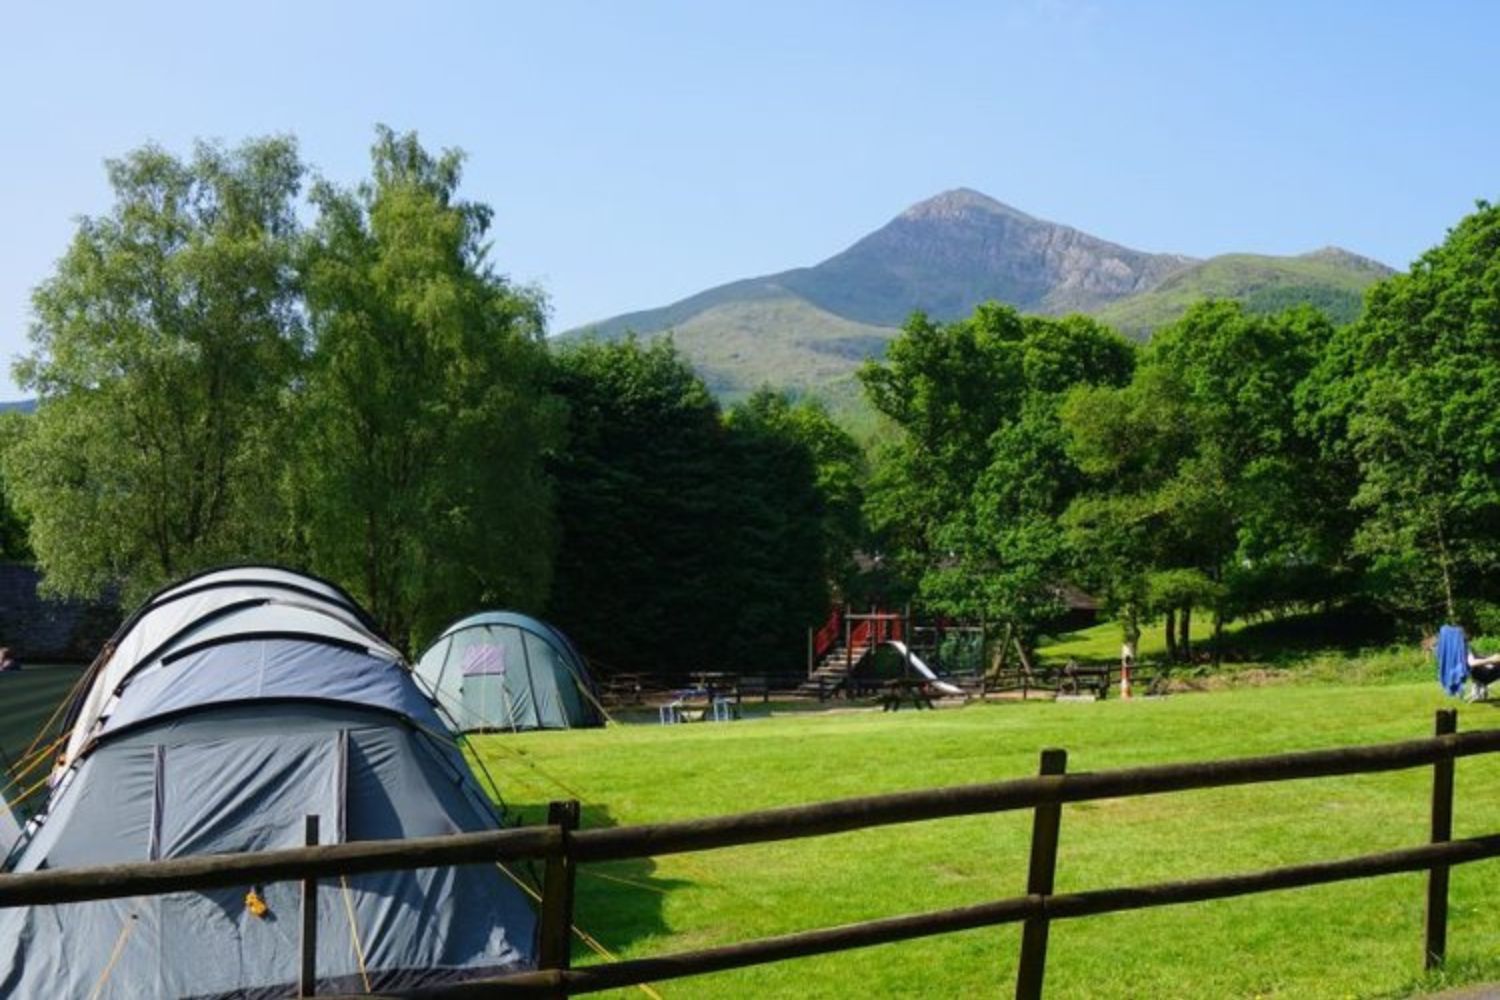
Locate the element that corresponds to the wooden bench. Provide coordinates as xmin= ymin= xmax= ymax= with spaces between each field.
xmin=880 ymin=678 xmax=936 ymax=712
xmin=1057 ymin=662 xmax=1111 ymax=700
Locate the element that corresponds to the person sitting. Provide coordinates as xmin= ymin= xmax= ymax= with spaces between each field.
xmin=1433 ymin=625 xmax=1500 ymax=701
xmin=0 ymin=647 xmax=18 ymax=673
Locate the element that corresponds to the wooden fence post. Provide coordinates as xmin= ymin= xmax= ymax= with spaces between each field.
xmin=1425 ymin=709 xmax=1458 ymax=970
xmin=540 ymin=800 xmax=582 ymax=994
xmin=1015 ymin=748 xmax=1067 ymax=1000
xmin=299 ymin=814 xmax=319 ymax=997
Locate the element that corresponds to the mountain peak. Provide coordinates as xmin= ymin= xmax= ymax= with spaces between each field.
xmin=1298 ymin=245 xmax=1394 ymax=274
xmin=899 ymin=187 xmax=1032 ymax=222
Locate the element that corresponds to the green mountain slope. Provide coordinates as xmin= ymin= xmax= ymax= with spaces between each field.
xmin=556 ymin=190 xmax=1396 ymax=429
xmin=1093 ymin=249 xmax=1392 ymax=337
xmin=566 ymin=189 xmax=1194 ymax=342
xmin=633 ymin=292 xmax=898 ymax=398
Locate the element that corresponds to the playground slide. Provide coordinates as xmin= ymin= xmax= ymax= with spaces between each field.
xmin=881 ymin=641 xmax=965 ymax=696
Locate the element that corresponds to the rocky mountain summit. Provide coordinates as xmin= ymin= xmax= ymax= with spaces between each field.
xmin=561 ymin=189 xmax=1392 ymax=408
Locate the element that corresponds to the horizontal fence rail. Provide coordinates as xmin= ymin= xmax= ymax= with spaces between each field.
xmin=373 ymin=831 xmax=1500 ymax=999
xmin=0 ymin=826 xmax=560 ymax=908
xmin=566 ymin=726 xmax=1500 ymax=862
xmin=3 ymin=711 xmax=1495 ymax=998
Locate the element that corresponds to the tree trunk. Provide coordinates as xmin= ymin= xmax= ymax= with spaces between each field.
xmin=1179 ymin=605 xmax=1192 ymax=664
xmin=1164 ymin=608 xmax=1177 ymax=663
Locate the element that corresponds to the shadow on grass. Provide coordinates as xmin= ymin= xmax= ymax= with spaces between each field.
xmin=1047 ymin=606 xmax=1401 ymax=669
xmin=507 ymin=800 xmax=691 ymax=967
xmin=1228 ymin=606 xmax=1398 ymax=661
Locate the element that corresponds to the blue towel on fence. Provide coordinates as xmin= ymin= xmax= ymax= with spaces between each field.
xmin=1437 ymin=624 xmax=1469 ymax=697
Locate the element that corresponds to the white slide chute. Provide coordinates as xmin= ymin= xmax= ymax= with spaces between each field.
xmin=881 ymin=641 xmax=965 ymax=696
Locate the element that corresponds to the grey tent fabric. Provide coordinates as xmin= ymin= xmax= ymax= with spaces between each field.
xmin=62 ymin=564 xmax=391 ymax=770
xmin=1 ymin=567 xmax=538 ymax=998
xmin=415 ymin=611 xmax=604 ymax=732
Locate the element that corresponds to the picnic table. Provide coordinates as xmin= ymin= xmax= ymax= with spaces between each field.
xmin=599 ymin=672 xmax=650 ymax=707
xmin=660 ymin=673 xmax=742 ymax=724
xmin=880 ymin=678 xmax=936 ymax=712
xmin=1058 ymin=661 xmax=1111 ymax=700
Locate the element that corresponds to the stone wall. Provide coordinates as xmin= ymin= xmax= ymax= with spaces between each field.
xmin=0 ymin=563 xmax=120 ymax=662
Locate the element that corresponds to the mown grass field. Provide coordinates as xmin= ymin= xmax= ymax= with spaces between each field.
xmin=474 ymin=675 xmax=1500 ymax=999
xmin=0 ymin=664 xmax=87 ymax=821
xmin=0 ymin=665 xmax=84 ymax=757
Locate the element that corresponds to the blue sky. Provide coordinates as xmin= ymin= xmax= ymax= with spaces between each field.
xmin=2 ymin=0 xmax=1497 ymax=399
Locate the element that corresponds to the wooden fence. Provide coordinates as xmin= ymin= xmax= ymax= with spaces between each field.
xmin=1 ymin=710 xmax=1497 ymax=997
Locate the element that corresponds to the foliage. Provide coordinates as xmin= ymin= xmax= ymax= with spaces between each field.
xmin=725 ymin=387 xmax=866 ymax=595
xmin=291 ymin=127 xmax=562 ymax=648
xmin=548 ymin=340 xmax=833 ymax=676
xmin=721 ymin=391 xmax=836 ymax=668
xmin=1309 ymin=201 xmax=1500 ymax=627
xmin=861 ymin=306 xmax=1135 ymax=645
xmin=0 ymin=414 xmax=35 ymax=562
xmin=546 ymin=338 xmax=734 ymax=674
xmin=7 ymin=137 xmax=305 ymax=602
xmin=1061 ymin=301 xmax=1349 ymax=657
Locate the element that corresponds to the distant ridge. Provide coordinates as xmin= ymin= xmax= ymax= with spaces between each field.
xmin=570 ymin=188 xmax=1195 ymax=342
xmin=559 ymin=189 xmax=1394 ymax=410
xmin=1094 ymin=249 xmax=1393 ymax=336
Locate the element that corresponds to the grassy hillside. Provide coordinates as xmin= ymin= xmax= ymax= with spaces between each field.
xmin=474 ymin=677 xmax=1498 ymax=998
xmin=1093 ymin=250 xmax=1391 ymax=337
xmin=645 ymin=292 xmax=899 ymax=399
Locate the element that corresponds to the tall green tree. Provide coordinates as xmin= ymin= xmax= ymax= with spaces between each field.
xmin=0 ymin=413 xmax=35 ymax=563
xmin=548 ymin=343 xmax=838 ymax=676
xmin=1063 ymin=301 xmax=1341 ymax=661
xmin=7 ymin=137 xmax=304 ymax=601
xmin=1310 ymin=202 xmax=1500 ymax=625
xmin=292 ymin=127 xmax=562 ymax=647
xmin=729 ymin=388 xmax=866 ymax=591
xmin=861 ymin=305 xmax=1134 ymax=652
xmin=722 ymin=391 xmax=834 ymax=668
xmin=547 ymin=338 xmax=738 ymax=674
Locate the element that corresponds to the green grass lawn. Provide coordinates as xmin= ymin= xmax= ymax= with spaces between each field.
xmin=1040 ymin=616 xmax=1233 ymax=663
xmin=0 ymin=664 xmax=87 ymax=818
xmin=472 ymin=682 xmax=1500 ymax=999
xmin=0 ymin=664 xmax=85 ymax=761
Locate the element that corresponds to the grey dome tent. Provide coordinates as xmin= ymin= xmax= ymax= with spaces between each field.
xmin=415 ymin=611 xmax=604 ymax=732
xmin=0 ymin=566 xmax=537 ymax=998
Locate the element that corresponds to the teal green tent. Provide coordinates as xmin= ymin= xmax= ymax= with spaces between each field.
xmin=414 ymin=612 xmax=604 ymax=732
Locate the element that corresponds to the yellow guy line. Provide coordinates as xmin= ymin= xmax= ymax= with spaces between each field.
xmin=339 ymin=875 xmax=373 ymax=993
xmin=87 ymin=912 xmax=137 ymax=1000
xmin=580 ymin=869 xmax=670 ymax=895
xmin=2 ymin=733 xmax=68 ymax=796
